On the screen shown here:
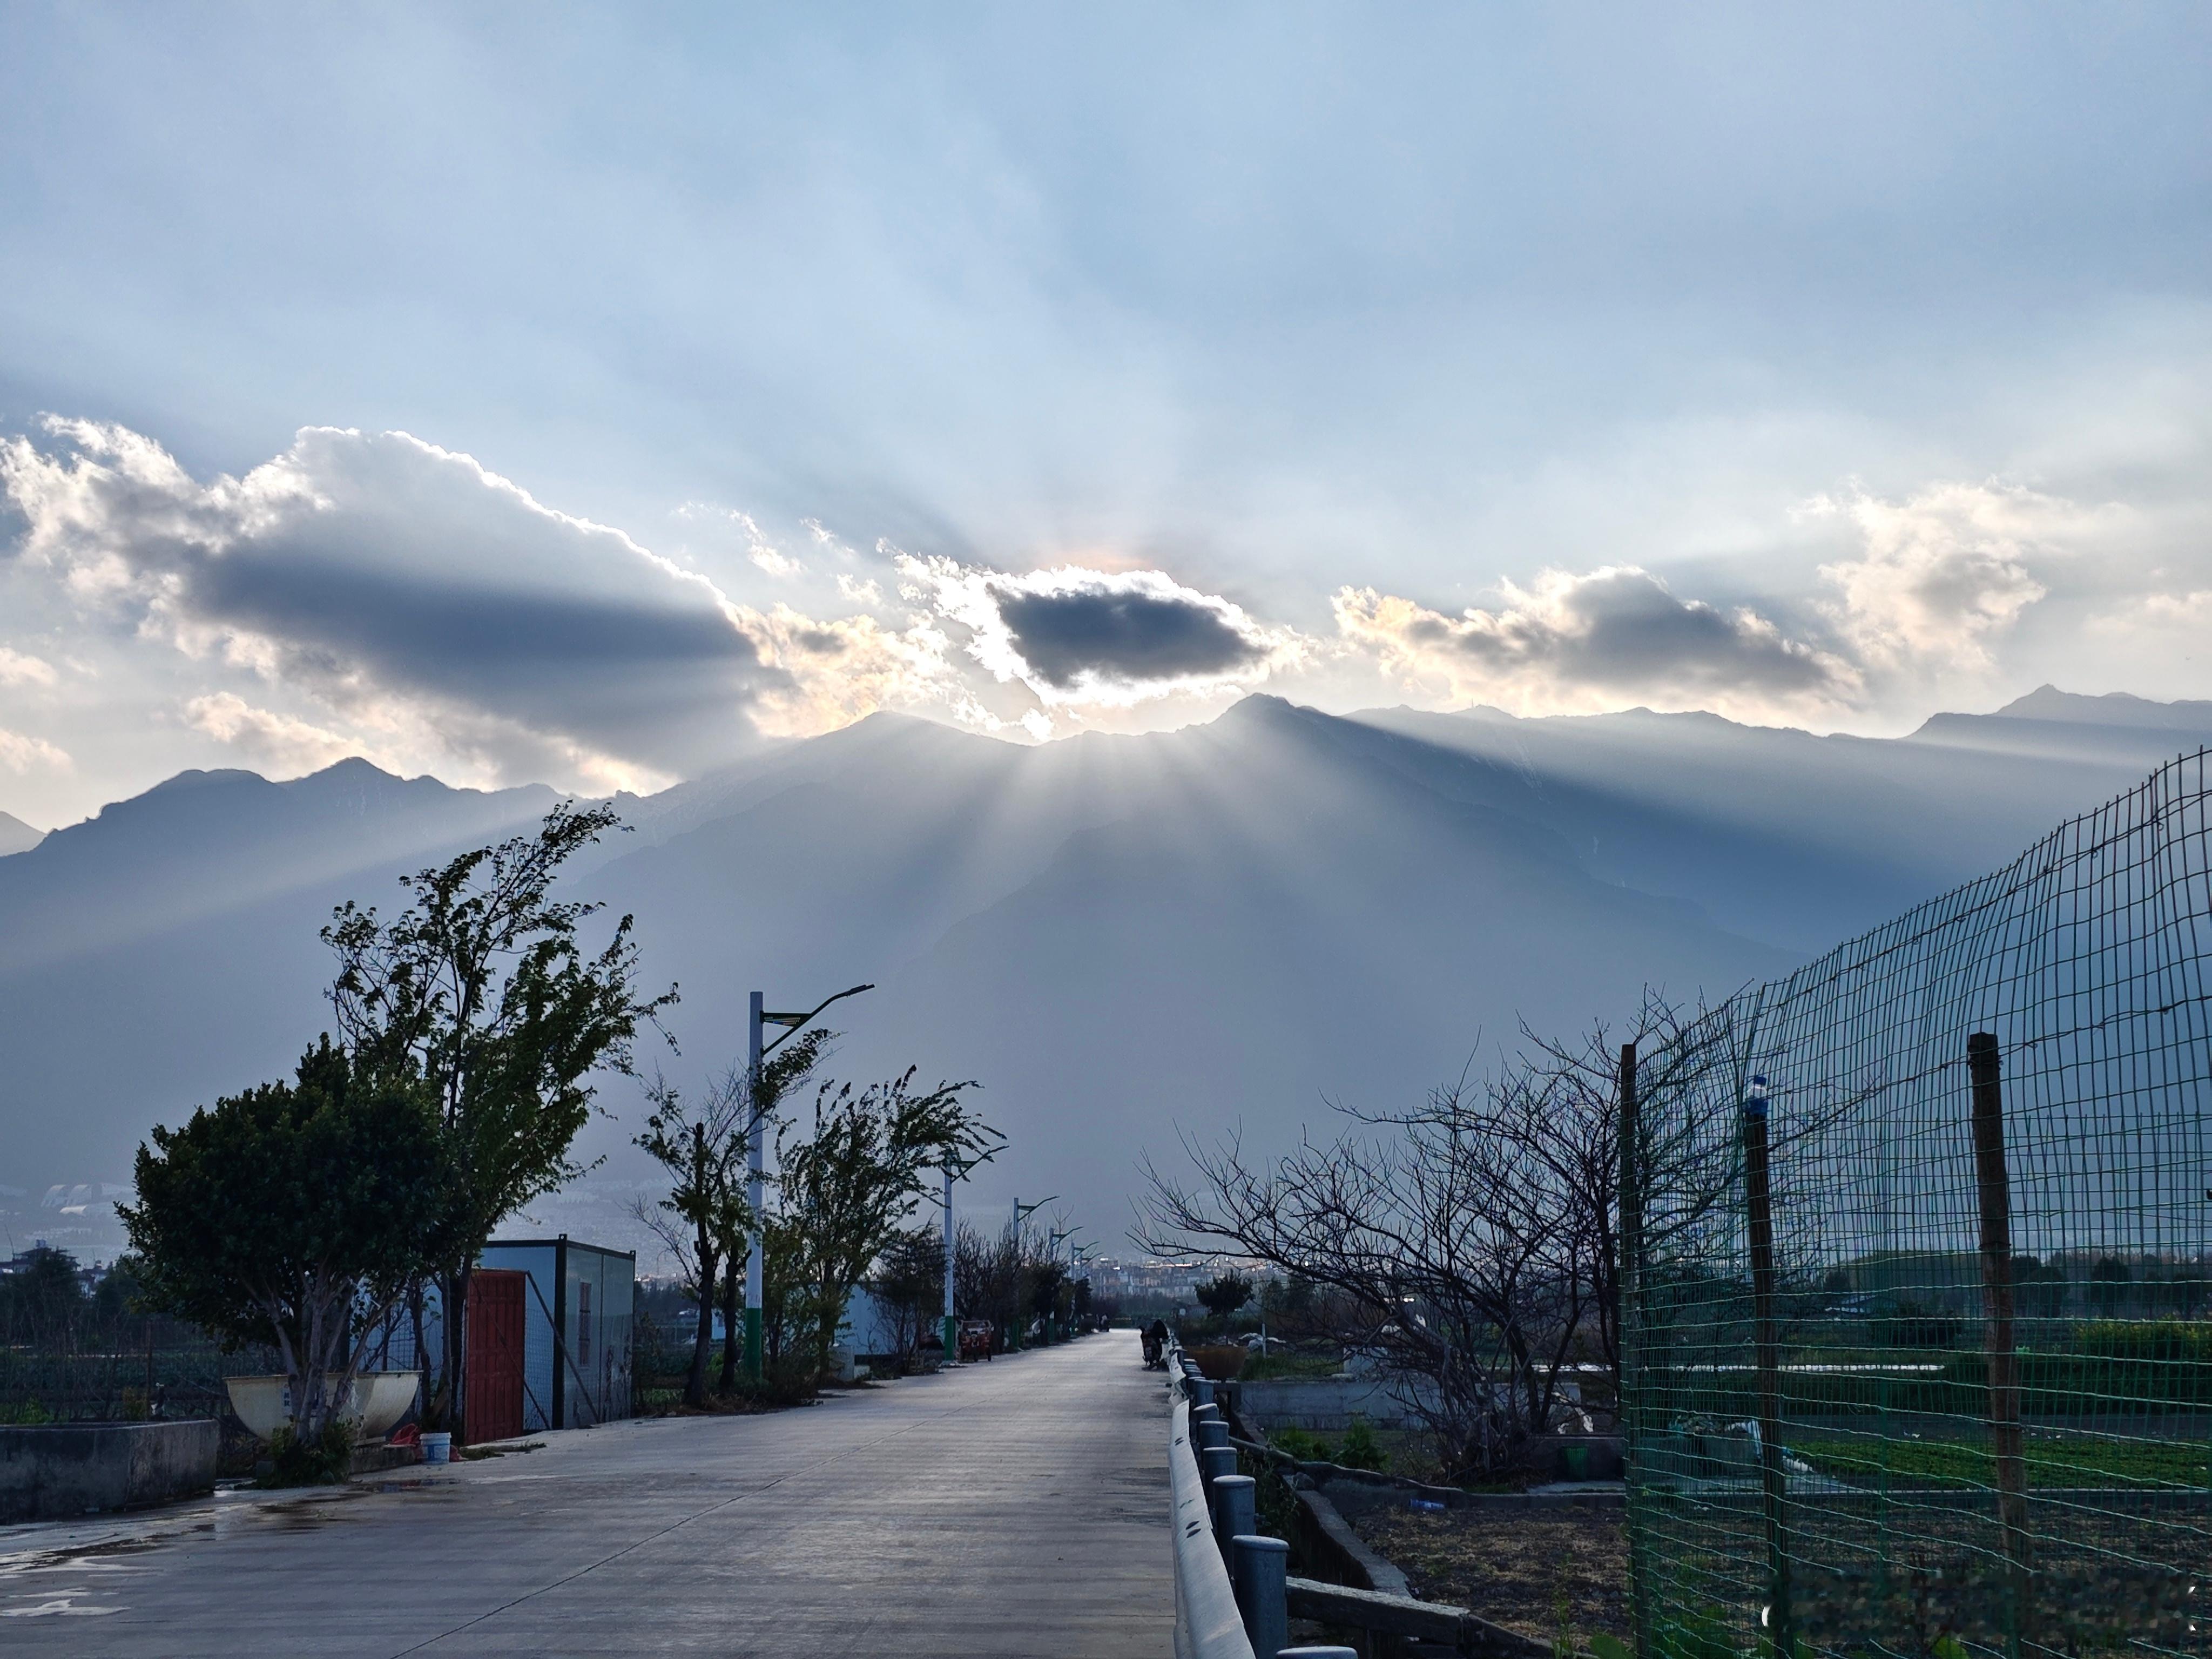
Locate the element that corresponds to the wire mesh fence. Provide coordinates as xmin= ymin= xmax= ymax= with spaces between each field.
xmin=1622 ymin=748 xmax=2212 ymax=1659
xmin=0 ymin=1311 xmax=278 ymax=1471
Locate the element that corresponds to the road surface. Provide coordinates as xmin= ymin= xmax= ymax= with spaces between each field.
xmin=0 ymin=1330 xmax=1171 ymax=1656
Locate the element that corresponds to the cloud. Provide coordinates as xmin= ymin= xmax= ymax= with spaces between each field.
xmin=677 ymin=502 xmax=804 ymax=577
xmin=1 ymin=420 xmax=785 ymax=789
xmin=735 ymin=602 xmax=966 ymax=737
xmin=0 ymin=727 xmax=69 ymax=773
xmin=1334 ymin=567 xmax=1856 ymax=719
xmin=183 ymin=692 xmax=356 ymax=776
xmin=0 ymin=648 xmax=56 ymax=688
xmin=1811 ymin=481 xmax=2090 ymax=674
xmin=896 ymin=558 xmax=1300 ymax=705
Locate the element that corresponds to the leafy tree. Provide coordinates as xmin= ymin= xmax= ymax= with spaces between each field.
xmin=632 ymin=1078 xmax=743 ymax=1408
xmin=119 ymin=1039 xmax=450 ymax=1445
xmin=0 ymin=1247 xmax=85 ymax=1346
xmin=772 ymin=1068 xmax=994 ymax=1381
xmin=634 ymin=1030 xmax=833 ymax=1405
xmin=1195 ymin=1272 xmax=1253 ymax=1319
xmin=1030 ymin=1257 xmax=1070 ymax=1335
xmin=93 ymin=1255 xmax=146 ymax=1324
xmin=953 ymin=1220 xmax=1019 ymax=1350
xmin=323 ymin=803 xmax=674 ymax=1437
xmin=868 ymin=1226 xmax=945 ymax=1364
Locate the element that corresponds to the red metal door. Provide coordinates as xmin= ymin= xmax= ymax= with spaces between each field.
xmin=465 ymin=1269 xmax=526 ymax=1445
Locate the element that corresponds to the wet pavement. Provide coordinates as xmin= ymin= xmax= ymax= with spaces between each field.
xmin=0 ymin=1331 xmax=1172 ymax=1656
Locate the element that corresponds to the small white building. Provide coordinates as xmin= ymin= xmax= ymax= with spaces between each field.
xmin=478 ymin=1236 xmax=636 ymax=1432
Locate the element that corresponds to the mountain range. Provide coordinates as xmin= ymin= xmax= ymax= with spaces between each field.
xmin=3 ymin=685 xmax=2207 ymax=1265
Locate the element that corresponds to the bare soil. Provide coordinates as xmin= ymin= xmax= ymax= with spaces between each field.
xmin=1353 ymin=1504 xmax=1631 ymax=1644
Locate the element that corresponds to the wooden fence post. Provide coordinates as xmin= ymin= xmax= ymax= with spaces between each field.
xmin=1968 ymin=1031 xmax=2033 ymax=1656
xmin=1742 ymin=1074 xmax=1794 ymax=1648
xmin=1617 ymin=1041 xmax=1655 ymax=1650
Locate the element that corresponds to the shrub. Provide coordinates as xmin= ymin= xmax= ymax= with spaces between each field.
xmin=263 ymin=1418 xmax=354 ymax=1488
xmin=1337 ymin=1418 xmax=1388 ymax=1472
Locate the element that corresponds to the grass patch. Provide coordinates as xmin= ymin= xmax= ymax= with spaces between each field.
xmin=1238 ymin=1350 xmax=1343 ymax=1382
xmin=1795 ymin=1432 xmax=2209 ymax=1489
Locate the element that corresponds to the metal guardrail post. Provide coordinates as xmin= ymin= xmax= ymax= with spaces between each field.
xmin=1231 ymin=1534 xmax=1288 ymax=1659
xmin=1197 ymin=1417 xmax=1230 ymax=1454
xmin=1212 ymin=1473 xmax=1255 ymax=1557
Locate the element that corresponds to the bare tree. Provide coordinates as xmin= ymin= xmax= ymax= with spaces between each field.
xmin=1138 ymin=995 xmax=1740 ymax=1480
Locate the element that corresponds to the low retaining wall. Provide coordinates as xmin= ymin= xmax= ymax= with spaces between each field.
xmin=1224 ymin=1373 xmax=1425 ymax=1431
xmin=0 ymin=1419 xmax=220 ymax=1522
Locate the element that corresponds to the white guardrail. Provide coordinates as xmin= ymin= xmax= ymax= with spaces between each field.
xmin=1162 ymin=1334 xmax=1545 ymax=1659
xmin=1159 ymin=1345 xmax=1265 ymax=1659
xmin=1170 ymin=1388 xmax=1258 ymax=1659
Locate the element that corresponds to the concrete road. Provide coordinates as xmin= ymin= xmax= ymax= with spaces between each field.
xmin=0 ymin=1331 xmax=1171 ymax=1656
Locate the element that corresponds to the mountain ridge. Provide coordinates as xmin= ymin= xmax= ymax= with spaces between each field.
xmin=6 ymin=686 xmax=2211 ymax=1257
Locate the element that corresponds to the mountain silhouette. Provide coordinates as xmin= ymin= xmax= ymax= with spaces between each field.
xmin=3 ymin=686 xmax=2207 ymax=1256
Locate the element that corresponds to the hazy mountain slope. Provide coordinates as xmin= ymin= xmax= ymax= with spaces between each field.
xmin=800 ymin=699 xmax=1788 ymax=1200
xmin=0 ymin=811 xmax=41 ymax=857
xmin=1351 ymin=689 xmax=2212 ymax=952
xmin=0 ymin=763 xmax=555 ymax=1186
xmin=575 ymin=696 xmax=1789 ymax=1217
xmin=5 ymin=685 xmax=2206 ymax=1247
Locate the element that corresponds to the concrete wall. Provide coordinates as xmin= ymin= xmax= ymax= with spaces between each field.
xmin=1223 ymin=1373 xmax=1427 ymax=1431
xmin=0 ymin=1419 xmax=219 ymax=1522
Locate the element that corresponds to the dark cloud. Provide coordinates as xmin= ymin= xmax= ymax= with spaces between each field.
xmin=1339 ymin=566 xmax=1854 ymax=707
xmin=199 ymin=550 xmax=774 ymax=770
xmin=1512 ymin=568 xmax=1837 ymax=696
xmin=992 ymin=584 xmax=1263 ymax=689
xmin=2 ymin=422 xmax=784 ymax=781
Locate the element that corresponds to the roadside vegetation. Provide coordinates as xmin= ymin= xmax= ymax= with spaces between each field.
xmin=76 ymin=800 xmax=1078 ymax=1465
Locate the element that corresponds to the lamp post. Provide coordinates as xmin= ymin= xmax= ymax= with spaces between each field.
xmin=935 ymin=1143 xmax=1001 ymax=1365
xmin=744 ymin=982 xmax=873 ymax=1382
xmin=1046 ymin=1228 xmax=1071 ymax=1343
xmin=1008 ymin=1196 xmax=1055 ymax=1350
xmin=1065 ymin=1239 xmax=1094 ymax=1336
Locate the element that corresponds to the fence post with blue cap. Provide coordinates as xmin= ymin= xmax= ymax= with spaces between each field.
xmin=1231 ymin=1533 xmax=1289 ymax=1657
xmin=1212 ymin=1473 xmax=1255 ymax=1559
xmin=1742 ymin=1071 xmax=1793 ymax=1651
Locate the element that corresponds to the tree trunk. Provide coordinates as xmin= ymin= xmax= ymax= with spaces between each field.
xmin=686 ymin=1234 xmax=718 ymax=1409
xmin=409 ymin=1283 xmax=427 ymax=1394
xmin=444 ymin=1263 xmax=473 ymax=1444
xmin=718 ymin=1252 xmax=741 ymax=1391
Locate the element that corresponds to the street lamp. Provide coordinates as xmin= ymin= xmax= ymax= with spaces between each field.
xmin=934 ymin=1140 xmax=1002 ymax=1366
xmin=1007 ymin=1196 xmax=1056 ymax=1351
xmin=745 ymin=982 xmax=873 ymax=1382
xmin=1068 ymin=1242 xmax=1095 ymax=1333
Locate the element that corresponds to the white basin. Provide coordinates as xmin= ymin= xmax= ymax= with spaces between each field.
xmin=225 ymin=1372 xmax=422 ymax=1444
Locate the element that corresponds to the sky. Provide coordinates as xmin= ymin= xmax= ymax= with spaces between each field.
xmin=1 ymin=4 xmax=2209 ymax=826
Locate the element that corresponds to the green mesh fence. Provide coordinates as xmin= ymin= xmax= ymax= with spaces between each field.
xmin=1621 ymin=749 xmax=2212 ymax=1659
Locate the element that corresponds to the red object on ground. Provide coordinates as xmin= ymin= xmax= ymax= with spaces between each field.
xmin=466 ymin=1269 xmax=528 ymax=1444
xmin=387 ymin=1422 xmax=421 ymax=1447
